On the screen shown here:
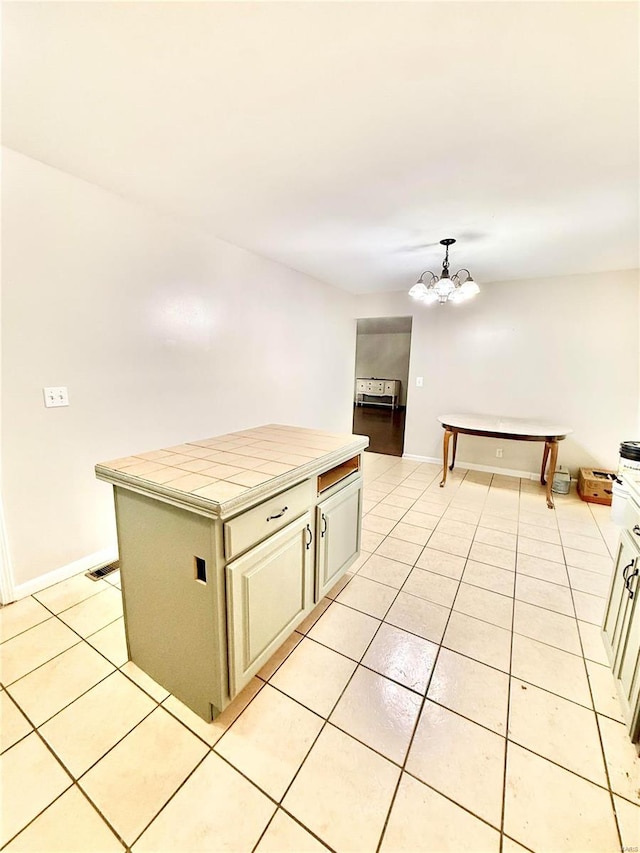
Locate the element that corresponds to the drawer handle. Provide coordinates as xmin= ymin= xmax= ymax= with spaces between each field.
xmin=633 ymin=525 xmax=640 ymax=537
xmin=305 ymin=524 xmax=313 ymax=550
xmin=622 ymin=559 xmax=634 ymax=583
xmin=266 ymin=506 xmax=288 ymax=521
xmin=321 ymin=514 xmax=327 ymax=537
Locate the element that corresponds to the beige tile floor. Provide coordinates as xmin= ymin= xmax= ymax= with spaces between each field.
xmin=1 ymin=452 xmax=639 ymax=852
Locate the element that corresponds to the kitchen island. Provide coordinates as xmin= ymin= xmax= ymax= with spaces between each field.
xmin=96 ymin=424 xmax=368 ymax=720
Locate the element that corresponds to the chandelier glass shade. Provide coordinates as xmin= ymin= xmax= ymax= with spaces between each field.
xmin=409 ymin=238 xmax=480 ymax=305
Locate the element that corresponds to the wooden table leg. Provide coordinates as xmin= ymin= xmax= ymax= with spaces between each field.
xmin=546 ymin=439 xmax=558 ymax=509
xmin=449 ymin=431 xmax=458 ymax=471
xmin=440 ymin=429 xmax=452 ymax=487
xmin=540 ymin=441 xmax=550 ymax=485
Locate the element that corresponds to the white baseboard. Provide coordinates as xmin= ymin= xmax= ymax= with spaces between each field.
xmin=11 ymin=548 xmax=118 ymax=602
xmin=401 ymin=454 xmax=539 ymax=480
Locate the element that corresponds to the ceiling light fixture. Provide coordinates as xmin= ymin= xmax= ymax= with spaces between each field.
xmin=408 ymin=238 xmax=480 ymax=305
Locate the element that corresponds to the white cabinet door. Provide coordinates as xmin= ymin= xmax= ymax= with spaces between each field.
xmin=227 ymin=512 xmax=313 ymax=695
xmin=603 ymin=532 xmax=637 ymax=665
xmin=612 ymin=538 xmax=640 ymax=731
xmin=315 ymin=479 xmax=363 ymax=601
xmin=603 ymin=530 xmax=640 ymax=738
xmin=617 ymin=577 xmax=640 ymax=718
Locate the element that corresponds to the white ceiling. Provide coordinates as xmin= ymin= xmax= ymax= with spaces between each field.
xmin=2 ymin=1 xmax=638 ymax=293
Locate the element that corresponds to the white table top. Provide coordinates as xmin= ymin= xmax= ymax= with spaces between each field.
xmin=438 ymin=414 xmax=572 ymax=438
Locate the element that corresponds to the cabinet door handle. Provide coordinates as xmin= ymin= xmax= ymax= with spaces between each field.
xmin=625 ymin=566 xmax=639 ymax=599
xmin=266 ymin=506 xmax=288 ymax=521
xmin=321 ymin=514 xmax=327 ymax=537
xmin=633 ymin=525 xmax=640 ymax=537
xmin=305 ymin=524 xmax=313 ymax=550
xmin=622 ymin=559 xmax=635 ymax=584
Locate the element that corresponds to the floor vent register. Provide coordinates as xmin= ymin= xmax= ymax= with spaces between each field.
xmin=85 ymin=560 xmax=120 ymax=581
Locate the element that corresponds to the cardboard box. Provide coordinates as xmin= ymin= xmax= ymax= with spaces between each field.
xmin=578 ymin=468 xmax=616 ymax=505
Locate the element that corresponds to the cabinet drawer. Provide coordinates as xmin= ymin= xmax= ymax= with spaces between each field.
xmin=224 ymin=479 xmax=313 ymax=559
xmin=384 ymin=381 xmax=397 ymax=394
xmin=356 ymin=380 xmax=367 ymax=393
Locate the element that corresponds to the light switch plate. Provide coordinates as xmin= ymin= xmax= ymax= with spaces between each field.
xmin=416 ymin=377 xmax=424 ymax=387
xmin=43 ymin=386 xmax=69 ymax=408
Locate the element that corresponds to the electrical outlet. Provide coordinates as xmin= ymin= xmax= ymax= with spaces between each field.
xmin=496 ymin=448 xmax=503 ymax=458
xmin=416 ymin=377 xmax=424 ymax=387
xmin=43 ymin=386 xmax=69 ymax=408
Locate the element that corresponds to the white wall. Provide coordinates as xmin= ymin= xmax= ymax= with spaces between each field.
xmin=355 ymin=331 xmax=411 ymax=406
xmin=354 ymin=269 xmax=640 ymax=476
xmin=2 ymin=149 xmax=356 ymax=591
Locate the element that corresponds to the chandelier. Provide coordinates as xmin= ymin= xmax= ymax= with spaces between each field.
xmin=408 ymin=238 xmax=480 ymax=305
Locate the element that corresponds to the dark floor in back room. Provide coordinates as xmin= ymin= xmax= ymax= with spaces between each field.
xmin=352 ymin=404 xmax=406 ymax=456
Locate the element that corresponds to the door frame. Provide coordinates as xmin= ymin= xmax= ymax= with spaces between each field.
xmin=352 ymin=315 xmax=413 ymax=457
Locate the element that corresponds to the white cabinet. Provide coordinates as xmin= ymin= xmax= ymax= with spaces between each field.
xmin=355 ymin=378 xmax=400 ymax=409
xmin=105 ymin=432 xmax=366 ymax=722
xmin=603 ymin=500 xmax=640 ymax=742
xmin=226 ymin=512 xmax=313 ymax=695
xmin=604 ymin=533 xmax=636 ymax=660
xmin=315 ymin=478 xmax=363 ymax=601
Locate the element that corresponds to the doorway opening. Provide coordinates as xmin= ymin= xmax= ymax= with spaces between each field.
xmin=352 ymin=316 xmax=412 ymax=456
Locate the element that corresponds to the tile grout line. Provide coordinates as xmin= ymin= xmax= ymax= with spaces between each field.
xmin=127 ymin=750 xmax=218 ymax=849
xmin=339 ymin=550 xmax=614 ymax=707
xmin=498 ymin=471 xmax=522 ymax=853
xmin=0 ymin=580 xmax=115 ymax=645
xmin=4 ymin=666 xmax=118 ymax=739
xmin=2 ymin=634 xmax=125 ymax=709
xmin=374 ymin=468 xmax=498 ymax=852
xmin=299 ymin=612 xmax=624 ymax=729
xmin=111 ymin=677 xmax=274 ymax=848
xmin=1 ymin=600 xmax=125 ymax=692
xmin=557 ymin=508 xmax=626 ymax=852
xmin=32 ymin=581 xmax=117 ymax=617
xmin=0 ymin=685 xmax=129 ymax=851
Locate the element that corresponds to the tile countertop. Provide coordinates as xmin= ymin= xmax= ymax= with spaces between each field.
xmin=95 ymin=424 xmax=369 ymax=519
